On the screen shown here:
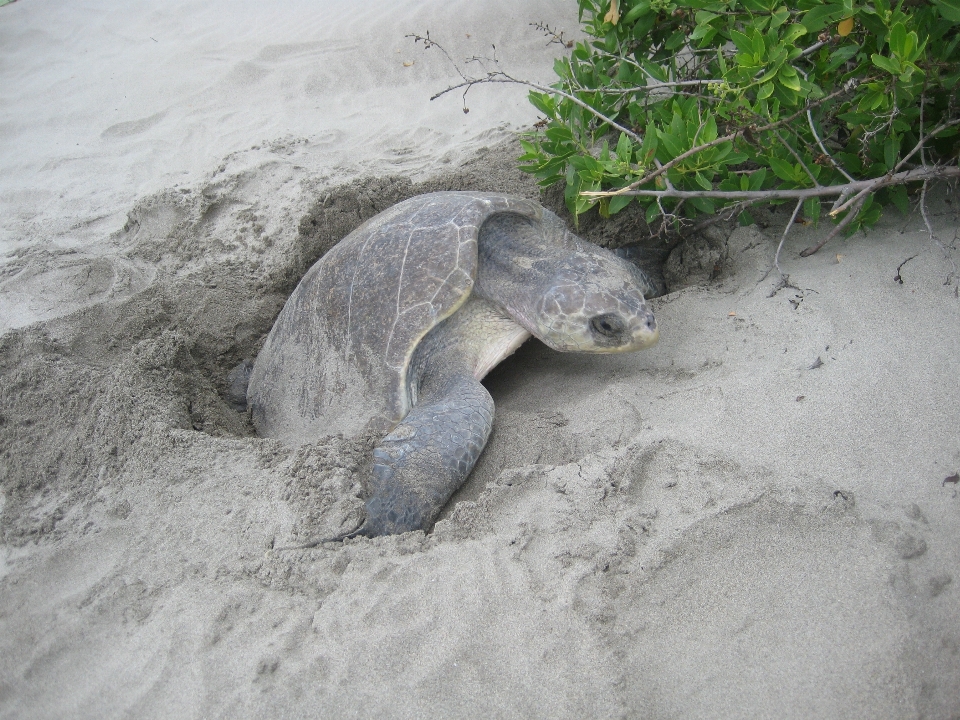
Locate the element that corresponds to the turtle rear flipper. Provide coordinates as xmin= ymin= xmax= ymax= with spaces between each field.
xmin=361 ymin=373 xmax=494 ymax=537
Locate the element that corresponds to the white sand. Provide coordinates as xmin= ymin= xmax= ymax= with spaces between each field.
xmin=2 ymin=2 xmax=959 ymax=718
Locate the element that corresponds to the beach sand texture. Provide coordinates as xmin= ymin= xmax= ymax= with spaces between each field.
xmin=2 ymin=2 xmax=959 ymax=718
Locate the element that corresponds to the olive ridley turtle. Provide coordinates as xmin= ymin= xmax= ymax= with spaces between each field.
xmin=248 ymin=191 xmax=659 ymax=538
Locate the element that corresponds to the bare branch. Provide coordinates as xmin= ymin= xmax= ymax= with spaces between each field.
xmin=774 ymin=199 xmax=805 ymax=278
xmin=431 ymin=73 xmax=645 ymax=144
xmin=582 ymin=165 xmax=960 ymax=201
xmin=799 ymin=39 xmax=829 ymax=58
xmin=807 ymin=108 xmax=856 ymax=183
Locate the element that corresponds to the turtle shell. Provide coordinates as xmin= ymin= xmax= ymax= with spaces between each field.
xmin=248 ymin=192 xmax=543 ymax=444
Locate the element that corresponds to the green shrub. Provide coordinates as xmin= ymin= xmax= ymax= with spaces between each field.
xmin=518 ymin=0 xmax=960 ymax=252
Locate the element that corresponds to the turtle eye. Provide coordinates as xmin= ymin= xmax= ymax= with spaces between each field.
xmin=590 ymin=313 xmax=624 ymax=339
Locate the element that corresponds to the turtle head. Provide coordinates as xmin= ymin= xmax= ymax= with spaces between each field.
xmin=476 ymin=210 xmax=658 ymax=354
xmin=529 ymin=249 xmax=659 ymax=353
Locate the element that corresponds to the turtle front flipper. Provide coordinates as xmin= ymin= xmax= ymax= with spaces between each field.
xmin=353 ymin=373 xmax=494 ymax=537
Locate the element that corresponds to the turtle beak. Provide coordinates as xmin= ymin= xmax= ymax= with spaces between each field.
xmin=636 ymin=307 xmax=659 ymax=348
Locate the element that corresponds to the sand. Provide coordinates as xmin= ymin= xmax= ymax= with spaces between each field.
xmin=2 ymin=2 xmax=959 ymax=718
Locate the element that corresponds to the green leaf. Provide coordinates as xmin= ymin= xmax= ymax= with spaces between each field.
xmin=700 ymin=114 xmax=719 ymax=144
xmin=837 ymin=110 xmax=871 ymax=124
xmin=639 ymin=130 xmax=659 ymax=165
xmin=871 ymin=54 xmax=902 ymax=74
xmin=666 ymin=31 xmax=686 ymax=51
xmin=757 ymin=66 xmax=780 ymax=85
xmin=669 ymin=106 xmax=686 ymax=140
xmin=712 ymin=142 xmax=734 ymax=163
xmin=640 ymin=59 xmax=669 ymax=83
xmin=757 ymin=81 xmax=775 ymax=99
xmin=632 ymin=13 xmax=658 ymax=40
xmin=598 ymin=139 xmax=611 ymax=162
xmin=748 ymin=168 xmax=768 ymax=191
xmin=773 ymin=83 xmax=800 ymax=107
xmin=801 ymin=3 xmax=845 ymax=32
xmin=826 ymin=44 xmax=859 ymax=72
xmin=858 ymin=11 xmax=887 ymax=37
xmin=781 ymin=23 xmax=808 ymax=45
xmin=564 ymin=165 xmax=582 ymax=217
xmin=903 ymin=31 xmax=919 ymax=62
xmin=609 ymin=194 xmax=634 ymax=214
xmin=768 ymin=156 xmax=797 ymax=181
xmin=603 ymin=29 xmax=618 ymax=53
xmin=528 ymin=91 xmax=555 ymax=117
xmin=889 ymin=22 xmax=908 ymax=58
xmin=857 ymin=87 xmax=887 ymax=112
xmin=803 ymin=197 xmax=821 ymax=225
xmin=730 ymin=30 xmax=753 ymax=54
xmin=716 ymin=47 xmax=729 ymax=75
xmin=883 ymin=134 xmax=900 ymax=171
xmin=933 ymin=0 xmax=960 ymax=22
xmin=615 ymin=132 xmax=633 ymax=162
xmin=575 ymin=193 xmax=598 ymax=218
xmin=545 ymin=125 xmax=574 ymax=143
xmin=725 ymin=151 xmax=750 ymax=165
xmin=857 ymin=194 xmax=882 ymax=227
xmin=645 ymin=201 xmax=661 ymax=225
xmin=887 ymin=185 xmax=910 ymax=215
xmin=771 ymin=7 xmax=791 ymax=29
xmin=569 ymin=154 xmax=604 ymax=176
xmin=778 ymin=66 xmax=803 ymax=91
xmin=690 ymin=196 xmax=716 ymax=214
xmin=657 ymin=127 xmax=685 ymax=158
xmin=623 ymin=0 xmax=653 ymax=24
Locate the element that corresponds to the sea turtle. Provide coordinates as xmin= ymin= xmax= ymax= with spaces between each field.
xmin=247 ymin=191 xmax=659 ymax=539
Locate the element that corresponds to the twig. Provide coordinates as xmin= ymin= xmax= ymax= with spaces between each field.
xmin=774 ymin=199 xmax=804 ymax=278
xmin=529 ymin=22 xmax=574 ymax=49
xmin=920 ymin=179 xmax=959 ymax=283
xmin=799 ymin=40 xmax=828 ymax=58
xmin=920 ymin=179 xmax=937 ymax=242
xmin=578 ymin=82 xmax=723 ymax=96
xmin=807 ymin=108 xmax=856 ymax=183
xmin=799 ymin=197 xmax=865 ymax=257
xmin=430 ymin=72 xmax=644 ymax=145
